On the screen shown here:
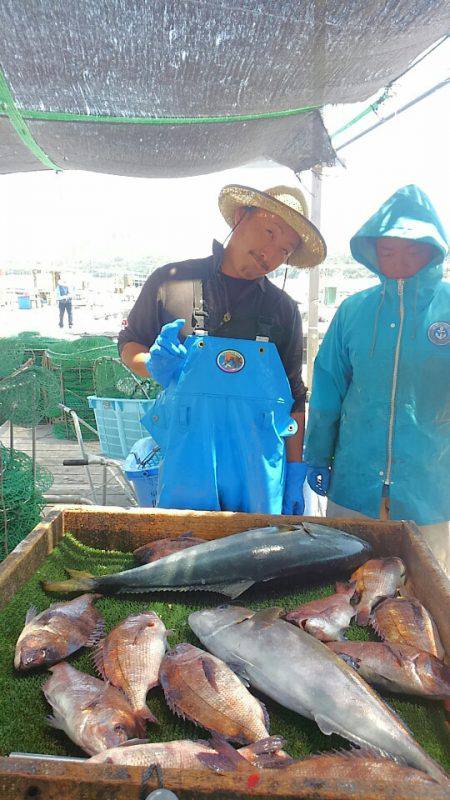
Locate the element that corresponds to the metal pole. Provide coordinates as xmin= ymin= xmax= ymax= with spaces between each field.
xmin=306 ymin=165 xmax=323 ymax=391
xmin=9 ymin=420 xmax=13 ymax=451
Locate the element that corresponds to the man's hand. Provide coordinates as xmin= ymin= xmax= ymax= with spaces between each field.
xmin=144 ymin=319 xmax=187 ymax=388
xmin=282 ymin=462 xmax=308 ymax=516
xmin=306 ymin=466 xmax=331 ymax=496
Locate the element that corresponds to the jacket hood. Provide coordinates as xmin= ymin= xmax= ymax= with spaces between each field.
xmin=350 ymin=185 xmax=448 ymax=278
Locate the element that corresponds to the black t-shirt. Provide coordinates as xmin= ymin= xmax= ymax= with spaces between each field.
xmin=118 ymin=240 xmax=307 ymax=411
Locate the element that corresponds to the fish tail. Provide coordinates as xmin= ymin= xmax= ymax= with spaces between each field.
xmin=42 ymin=569 xmax=98 ymax=594
xmin=135 ymin=704 xmax=158 ymax=726
xmin=239 ymin=737 xmax=293 ymax=769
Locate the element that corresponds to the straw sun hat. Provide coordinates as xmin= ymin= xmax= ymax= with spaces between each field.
xmin=218 ymin=184 xmax=326 ymax=268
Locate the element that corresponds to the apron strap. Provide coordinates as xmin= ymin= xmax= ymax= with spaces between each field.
xmin=255 ymin=316 xmax=273 ymax=340
xmin=192 ymin=279 xmax=209 ymax=333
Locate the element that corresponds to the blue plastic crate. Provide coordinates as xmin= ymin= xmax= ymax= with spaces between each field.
xmin=88 ymin=396 xmax=156 ymax=459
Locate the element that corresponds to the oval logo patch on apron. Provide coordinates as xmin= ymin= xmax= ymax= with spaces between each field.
xmin=216 ymin=349 xmax=245 ymax=373
xmin=428 ymin=321 xmax=450 ymax=346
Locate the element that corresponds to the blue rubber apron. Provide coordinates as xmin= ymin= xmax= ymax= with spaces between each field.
xmin=142 ymin=332 xmax=297 ymax=513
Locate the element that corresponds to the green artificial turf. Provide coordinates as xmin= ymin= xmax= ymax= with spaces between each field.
xmin=0 ymin=531 xmax=448 ymax=769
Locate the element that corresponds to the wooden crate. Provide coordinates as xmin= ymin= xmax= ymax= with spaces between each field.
xmin=0 ymin=506 xmax=448 ymax=800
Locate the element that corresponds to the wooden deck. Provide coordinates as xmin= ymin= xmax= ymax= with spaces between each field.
xmin=0 ymin=421 xmax=133 ymax=508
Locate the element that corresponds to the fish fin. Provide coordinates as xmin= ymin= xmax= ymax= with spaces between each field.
xmin=135 ymin=705 xmax=158 ymax=725
xmin=251 ymin=608 xmax=284 ymax=629
xmin=42 ymin=569 xmax=97 ymax=594
xmin=45 ymin=714 xmax=63 ymax=730
xmin=159 ymin=674 xmax=184 ymax=717
xmin=249 ymin=752 xmax=293 ymax=769
xmin=197 ymin=734 xmax=250 ymax=773
xmin=226 ymin=662 xmax=250 ymax=687
xmin=85 ymin=619 xmax=106 ymax=648
xmin=65 ymin=568 xmax=95 ymax=579
xmin=347 ymin=744 xmax=405 ymax=762
xmin=204 ymin=580 xmax=255 ymax=599
xmin=201 ymin=656 xmax=219 ymax=692
xmin=296 ymin=522 xmax=318 ymax=538
xmin=323 ymin=746 xmax=402 ymax=764
xmin=112 ymin=738 xmax=150 ymax=748
xmin=240 ymin=736 xmax=293 ymax=769
xmin=314 ymin=714 xmax=337 ymax=737
xmin=196 ymin=752 xmax=239 ymax=774
xmin=336 ymin=653 xmax=361 ymax=671
xmin=369 ymin=615 xmax=385 ymax=640
xmin=241 ymin=736 xmax=286 ymax=756
xmin=25 ymin=606 xmax=38 ymax=624
xmin=92 ymin=641 xmax=105 ymax=677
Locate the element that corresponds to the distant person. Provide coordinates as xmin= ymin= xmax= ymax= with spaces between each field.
xmin=56 ymin=277 xmax=73 ymax=329
xmin=305 ymin=185 xmax=450 ymax=575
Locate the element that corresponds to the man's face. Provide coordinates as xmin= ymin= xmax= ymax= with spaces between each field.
xmin=376 ymin=237 xmax=434 ymax=279
xmin=226 ymin=207 xmax=301 ymax=279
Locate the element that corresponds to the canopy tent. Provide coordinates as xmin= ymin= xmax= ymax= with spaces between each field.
xmin=0 ymin=1 xmax=448 ymax=178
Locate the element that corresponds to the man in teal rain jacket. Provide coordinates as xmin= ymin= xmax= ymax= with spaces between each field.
xmin=304 ymin=185 xmax=450 ymax=574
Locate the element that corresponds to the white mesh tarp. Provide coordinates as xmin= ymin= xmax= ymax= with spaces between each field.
xmin=0 ymin=1 xmax=448 ymax=177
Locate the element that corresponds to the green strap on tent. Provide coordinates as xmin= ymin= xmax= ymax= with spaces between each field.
xmin=9 ymin=102 xmax=321 ymax=125
xmin=0 ymin=70 xmax=320 ymax=169
xmin=0 ymin=70 xmax=61 ymax=171
xmin=330 ymin=89 xmax=390 ymax=139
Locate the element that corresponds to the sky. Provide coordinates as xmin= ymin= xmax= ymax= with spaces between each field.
xmin=0 ymin=37 xmax=448 ymax=269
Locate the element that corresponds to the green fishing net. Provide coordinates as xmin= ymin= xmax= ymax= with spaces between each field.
xmin=44 ymin=336 xmax=117 ymax=367
xmin=15 ymin=331 xmax=61 ymax=365
xmin=93 ymin=356 xmax=160 ymax=399
xmin=0 ymin=365 xmax=61 ymax=427
xmin=44 ymin=337 xmax=118 ymax=440
xmin=0 ymin=444 xmax=53 ymax=560
xmin=0 ymin=337 xmax=26 ymax=378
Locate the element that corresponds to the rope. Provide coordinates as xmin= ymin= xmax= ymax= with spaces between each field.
xmin=336 ymin=79 xmax=450 ymax=152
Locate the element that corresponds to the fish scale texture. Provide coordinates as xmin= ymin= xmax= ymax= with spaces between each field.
xmin=0 ymin=531 xmax=448 ymax=769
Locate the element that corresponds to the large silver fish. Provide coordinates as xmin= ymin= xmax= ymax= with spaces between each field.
xmin=189 ymin=606 xmax=447 ymax=784
xmin=43 ymin=523 xmax=371 ymax=598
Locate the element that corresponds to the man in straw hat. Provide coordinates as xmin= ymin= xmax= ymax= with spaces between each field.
xmin=119 ymin=184 xmax=326 ymax=513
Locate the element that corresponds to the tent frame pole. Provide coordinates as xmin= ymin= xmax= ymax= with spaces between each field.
xmin=306 ymin=165 xmax=322 ymax=392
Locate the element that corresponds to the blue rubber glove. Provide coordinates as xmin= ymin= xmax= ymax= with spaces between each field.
xmin=307 ymin=465 xmax=331 ymax=496
xmin=145 ymin=319 xmax=187 ymax=388
xmin=282 ymin=462 xmax=308 ymax=516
